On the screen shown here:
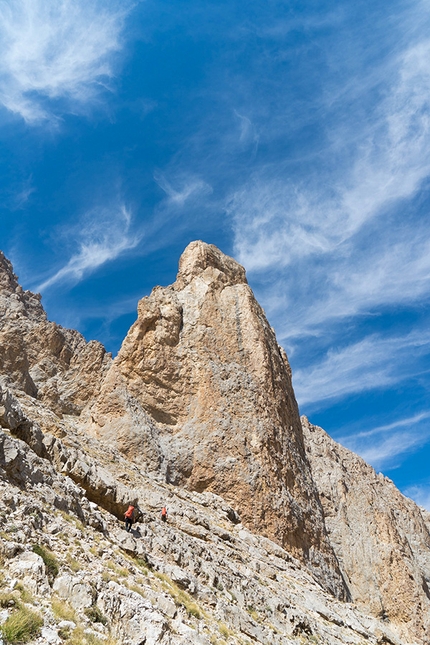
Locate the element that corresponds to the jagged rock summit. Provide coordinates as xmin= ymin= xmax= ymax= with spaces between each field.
xmin=86 ymin=241 xmax=345 ymax=598
xmin=0 ymin=250 xmax=110 ymax=416
xmin=0 ymin=242 xmax=430 ymax=645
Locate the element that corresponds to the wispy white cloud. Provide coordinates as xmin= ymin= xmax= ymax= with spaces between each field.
xmin=12 ymin=175 xmax=35 ymax=209
xmin=341 ymin=412 xmax=430 ymax=442
xmin=355 ymin=429 xmax=430 ymax=472
xmin=337 ymin=411 xmax=430 ymax=472
xmin=222 ymin=16 xmax=430 ymax=449
xmin=229 ymin=25 xmax=430 ymax=299
xmin=232 ymin=31 xmax=430 ymax=272
xmin=154 ymin=171 xmax=212 ymax=206
xmin=35 ymin=204 xmax=141 ymax=291
xmin=293 ymin=331 xmax=430 ymax=406
xmin=233 ymin=110 xmax=259 ymax=150
xmin=0 ymin=0 xmax=131 ymax=123
xmin=403 ymin=484 xmax=430 ymax=511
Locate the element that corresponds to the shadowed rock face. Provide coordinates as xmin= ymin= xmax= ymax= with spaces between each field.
xmin=87 ymin=241 xmax=347 ymax=597
xmin=302 ymin=416 xmax=430 ymax=641
xmin=0 ymin=251 xmax=111 ymax=414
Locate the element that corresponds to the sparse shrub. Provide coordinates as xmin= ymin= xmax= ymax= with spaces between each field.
xmin=66 ymin=554 xmax=81 ymax=572
xmin=15 ymin=583 xmax=33 ymax=604
xmin=218 ymin=622 xmax=231 ymax=639
xmin=0 ymin=592 xmax=18 ymax=609
xmin=67 ymin=626 xmax=117 ymax=645
xmin=85 ymin=605 xmax=108 ymax=625
xmin=51 ymin=597 xmax=76 ymax=622
xmin=32 ymin=544 xmax=59 ymax=582
xmin=0 ymin=606 xmax=43 ymax=643
xmin=153 ymin=572 xmax=204 ymax=619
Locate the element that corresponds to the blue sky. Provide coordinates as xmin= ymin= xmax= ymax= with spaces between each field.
xmin=1 ymin=0 xmax=430 ymax=507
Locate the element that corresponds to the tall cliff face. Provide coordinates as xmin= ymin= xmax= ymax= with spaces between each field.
xmin=2 ymin=244 xmax=430 ymax=644
xmin=302 ymin=416 xmax=430 ymax=642
xmin=87 ymin=241 xmax=346 ymax=597
xmin=0 ymin=251 xmax=111 ymax=415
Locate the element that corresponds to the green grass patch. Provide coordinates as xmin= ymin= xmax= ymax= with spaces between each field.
xmin=127 ymin=583 xmax=145 ymax=597
xmin=106 ymin=560 xmax=129 ymax=577
xmin=0 ymin=606 xmax=43 ymax=644
xmin=84 ymin=605 xmax=108 ymax=626
xmin=51 ymin=597 xmax=76 ymax=622
xmin=0 ymin=591 xmax=19 ymax=609
xmin=154 ymin=572 xmax=205 ymax=620
xmin=218 ymin=622 xmax=231 ymax=639
xmin=60 ymin=511 xmax=73 ymax=524
xmin=66 ymin=554 xmax=81 ymax=572
xmin=132 ymin=556 xmax=150 ymax=573
xmin=15 ymin=584 xmax=34 ymax=604
xmin=32 ymin=544 xmax=59 ymax=582
xmin=101 ymin=571 xmax=118 ymax=584
xmin=246 ymin=605 xmax=259 ymax=622
xmin=65 ymin=625 xmax=118 ymax=645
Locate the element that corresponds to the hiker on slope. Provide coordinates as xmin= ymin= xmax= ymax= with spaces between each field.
xmin=124 ymin=503 xmax=136 ymax=532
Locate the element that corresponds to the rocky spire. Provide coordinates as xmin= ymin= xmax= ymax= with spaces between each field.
xmin=0 ymin=251 xmax=20 ymax=294
xmin=87 ymin=241 xmax=347 ymax=598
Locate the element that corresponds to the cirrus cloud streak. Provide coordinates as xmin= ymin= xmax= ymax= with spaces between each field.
xmin=0 ymin=0 xmax=132 ymax=123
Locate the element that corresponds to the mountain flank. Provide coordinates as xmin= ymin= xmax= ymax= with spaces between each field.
xmin=0 ymin=242 xmax=429 ymax=645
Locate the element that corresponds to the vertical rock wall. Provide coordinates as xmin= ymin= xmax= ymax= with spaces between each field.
xmin=0 ymin=251 xmax=111 ymax=414
xmin=302 ymin=416 xmax=430 ymax=641
xmin=88 ymin=242 xmax=347 ymax=597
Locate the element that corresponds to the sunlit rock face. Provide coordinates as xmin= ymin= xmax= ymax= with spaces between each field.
xmin=2 ymin=244 xmax=430 ymax=643
xmin=302 ymin=416 xmax=430 ymax=642
xmin=87 ymin=241 xmax=346 ymax=598
xmin=0 ymin=251 xmax=111 ymax=415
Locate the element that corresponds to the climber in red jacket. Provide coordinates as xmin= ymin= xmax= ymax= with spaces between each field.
xmin=124 ymin=504 xmax=135 ymax=532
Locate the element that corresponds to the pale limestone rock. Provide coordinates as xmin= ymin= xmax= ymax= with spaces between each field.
xmin=40 ymin=627 xmax=61 ymax=644
xmin=53 ymin=574 xmax=94 ymax=609
xmin=0 ymin=251 xmax=111 ymax=415
xmin=0 ymin=419 xmax=422 ymax=645
xmin=88 ymin=241 xmax=346 ymax=597
xmin=302 ymin=416 xmax=430 ymax=643
xmin=99 ymin=582 xmax=168 ymax=645
xmin=9 ymin=551 xmax=50 ymax=595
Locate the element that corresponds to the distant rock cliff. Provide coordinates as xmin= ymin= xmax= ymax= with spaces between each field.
xmin=0 ymin=243 xmax=429 ymax=645
xmin=302 ymin=416 xmax=430 ymax=642
xmin=0 ymin=251 xmax=111 ymax=415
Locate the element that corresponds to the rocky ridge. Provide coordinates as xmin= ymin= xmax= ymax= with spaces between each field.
xmin=0 ymin=242 xmax=429 ymax=645
xmin=302 ymin=417 xmax=430 ymax=643
xmin=0 ymin=251 xmax=110 ymax=416
xmin=0 ymin=387 xmax=411 ymax=645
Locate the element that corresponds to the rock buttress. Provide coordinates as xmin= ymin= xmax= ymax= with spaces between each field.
xmin=87 ymin=241 xmax=347 ymax=598
xmin=302 ymin=416 xmax=430 ymax=641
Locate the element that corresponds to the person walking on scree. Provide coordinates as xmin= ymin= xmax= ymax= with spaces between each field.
xmin=124 ymin=504 xmax=135 ymax=532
